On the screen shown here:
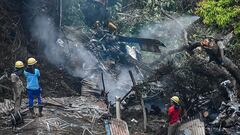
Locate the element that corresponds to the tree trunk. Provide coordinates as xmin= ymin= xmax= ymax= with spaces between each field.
xmin=140 ymin=95 xmax=147 ymax=131
xmin=222 ymin=57 xmax=240 ymax=85
xmin=151 ymin=32 xmax=240 ymax=87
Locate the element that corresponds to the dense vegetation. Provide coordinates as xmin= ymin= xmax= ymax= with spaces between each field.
xmin=196 ymin=0 xmax=240 ymax=35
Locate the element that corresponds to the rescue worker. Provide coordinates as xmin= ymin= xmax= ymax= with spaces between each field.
xmin=94 ymin=20 xmax=101 ymax=29
xmin=93 ymin=20 xmax=106 ymax=38
xmin=24 ymin=57 xmax=43 ymax=117
xmin=107 ymin=21 xmax=117 ymax=34
xmin=200 ymin=38 xmax=225 ymax=65
xmin=168 ymin=96 xmax=181 ymax=135
xmin=11 ymin=61 xmax=25 ymax=115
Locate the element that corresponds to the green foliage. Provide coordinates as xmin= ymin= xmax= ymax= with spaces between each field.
xmin=62 ymin=0 xmax=85 ymax=26
xmin=196 ymin=0 xmax=240 ymax=34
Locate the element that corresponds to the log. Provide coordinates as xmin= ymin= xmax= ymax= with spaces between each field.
xmin=152 ymin=32 xmax=240 ymax=86
xmin=222 ymin=57 xmax=240 ymax=85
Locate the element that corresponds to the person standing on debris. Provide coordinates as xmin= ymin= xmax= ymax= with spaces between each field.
xmin=24 ymin=57 xmax=43 ymax=117
xmin=11 ymin=61 xmax=25 ymax=115
xmin=200 ymin=38 xmax=225 ymax=65
xmin=168 ymin=96 xmax=181 ymax=135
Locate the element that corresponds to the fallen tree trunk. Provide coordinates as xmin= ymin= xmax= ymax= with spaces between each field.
xmin=152 ymin=32 xmax=240 ymax=85
xmin=222 ymin=57 xmax=240 ymax=85
xmin=150 ymin=44 xmax=195 ymax=66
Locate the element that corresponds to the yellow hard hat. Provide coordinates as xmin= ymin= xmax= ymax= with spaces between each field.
xmin=27 ymin=57 xmax=37 ymax=65
xmin=171 ymin=96 xmax=180 ymax=104
xmin=15 ymin=61 xmax=24 ymax=68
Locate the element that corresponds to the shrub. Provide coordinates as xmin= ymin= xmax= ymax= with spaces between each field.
xmin=195 ymin=0 xmax=240 ymax=34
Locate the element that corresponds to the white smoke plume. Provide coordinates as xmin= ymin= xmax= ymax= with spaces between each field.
xmin=139 ymin=16 xmax=199 ymax=65
xmin=31 ymin=15 xmax=142 ymax=102
xmin=139 ymin=16 xmax=199 ymax=48
xmin=103 ymin=68 xmax=140 ymax=102
xmin=31 ymin=13 xmax=198 ymax=102
xmin=31 ymin=16 xmax=98 ymax=77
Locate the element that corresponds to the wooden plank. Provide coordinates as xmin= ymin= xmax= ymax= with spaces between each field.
xmin=109 ymin=119 xmax=129 ymax=135
xmin=177 ymin=119 xmax=205 ymax=135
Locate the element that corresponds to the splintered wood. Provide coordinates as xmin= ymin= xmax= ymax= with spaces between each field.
xmin=177 ymin=119 xmax=205 ymax=135
xmin=43 ymin=117 xmax=71 ymax=131
xmin=0 ymin=99 xmax=14 ymax=115
xmin=81 ymin=80 xmax=101 ymax=96
xmin=110 ymin=119 xmax=130 ymax=135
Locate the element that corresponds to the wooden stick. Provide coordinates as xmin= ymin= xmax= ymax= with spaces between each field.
xmin=101 ymin=72 xmax=106 ymax=93
xmin=17 ymin=119 xmax=35 ymax=130
xmin=115 ymin=96 xmax=121 ymax=120
xmin=128 ymin=70 xmax=147 ymax=131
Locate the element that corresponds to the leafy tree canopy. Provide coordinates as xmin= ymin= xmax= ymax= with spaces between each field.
xmin=196 ymin=0 xmax=240 ymax=34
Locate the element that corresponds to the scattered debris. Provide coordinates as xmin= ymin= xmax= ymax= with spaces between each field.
xmin=178 ymin=119 xmax=205 ymax=135
xmin=0 ymin=96 xmax=107 ymax=134
xmin=109 ymin=119 xmax=130 ymax=135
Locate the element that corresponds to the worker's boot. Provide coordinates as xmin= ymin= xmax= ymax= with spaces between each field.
xmin=38 ymin=105 xmax=43 ymax=117
xmin=29 ymin=107 xmax=35 ymax=118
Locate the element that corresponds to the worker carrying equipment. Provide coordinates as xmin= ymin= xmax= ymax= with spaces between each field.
xmin=10 ymin=61 xmax=25 ymax=128
xmin=12 ymin=61 xmax=25 ymax=111
xmin=168 ymin=96 xmax=182 ymax=135
xmin=12 ymin=61 xmax=25 ymax=114
xmin=24 ymin=57 xmax=43 ymax=118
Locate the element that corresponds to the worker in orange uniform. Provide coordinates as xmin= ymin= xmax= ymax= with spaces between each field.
xmin=168 ymin=96 xmax=182 ymax=135
xmin=107 ymin=21 xmax=117 ymax=34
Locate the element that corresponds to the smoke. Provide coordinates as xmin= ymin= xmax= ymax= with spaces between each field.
xmin=139 ymin=16 xmax=199 ymax=49
xmin=31 ymin=15 xmax=141 ymax=102
xmin=30 ymin=6 xmax=198 ymax=102
xmin=102 ymin=68 xmax=143 ymax=102
xmin=32 ymin=16 xmax=64 ymax=65
xmin=31 ymin=16 xmax=98 ymax=78
xmin=139 ymin=16 xmax=199 ymax=65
